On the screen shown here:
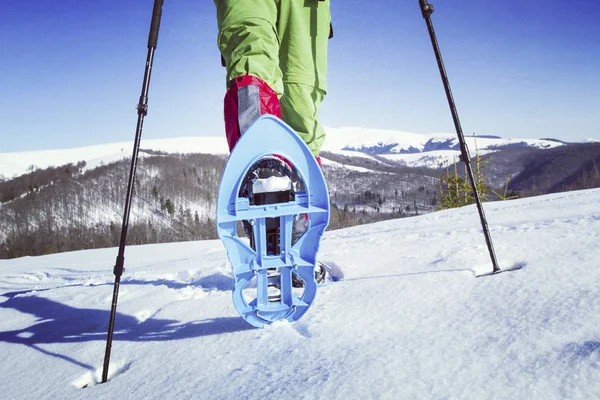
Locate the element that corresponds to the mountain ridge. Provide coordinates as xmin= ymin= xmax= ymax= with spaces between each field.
xmin=0 ymin=127 xmax=569 ymax=179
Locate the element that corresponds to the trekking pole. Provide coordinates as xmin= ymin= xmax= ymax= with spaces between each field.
xmin=418 ymin=0 xmax=507 ymax=276
xmin=101 ymin=0 xmax=164 ymax=383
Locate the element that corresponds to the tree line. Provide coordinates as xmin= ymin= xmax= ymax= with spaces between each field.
xmin=1 ymin=151 xmax=442 ymax=259
xmin=0 ymin=153 xmax=225 ymax=258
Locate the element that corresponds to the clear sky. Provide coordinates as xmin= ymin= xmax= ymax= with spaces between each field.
xmin=1 ymin=0 xmax=599 ymax=152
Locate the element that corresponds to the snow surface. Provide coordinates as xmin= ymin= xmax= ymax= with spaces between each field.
xmin=323 ymin=149 xmax=389 ymax=165
xmin=319 ymin=157 xmax=383 ymax=173
xmin=1 ymin=188 xmax=599 ymax=399
xmin=380 ymin=150 xmax=462 ymax=168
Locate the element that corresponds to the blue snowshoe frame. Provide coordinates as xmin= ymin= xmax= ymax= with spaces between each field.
xmin=216 ymin=115 xmax=330 ymax=328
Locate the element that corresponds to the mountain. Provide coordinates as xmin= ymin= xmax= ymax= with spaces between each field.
xmin=1 ymin=127 xmax=597 ymax=259
xmin=1 ymin=188 xmax=599 ymax=399
xmin=0 ymin=153 xmax=228 ymax=258
xmin=507 ymin=142 xmax=600 ymax=194
xmin=0 ymin=127 xmax=566 ymax=179
xmin=0 ymin=137 xmax=229 ymax=180
xmin=0 ymin=151 xmax=438 ymax=259
xmin=321 ymin=126 xmax=565 ymax=169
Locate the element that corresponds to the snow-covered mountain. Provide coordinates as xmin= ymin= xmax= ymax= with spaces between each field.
xmin=0 ymin=127 xmax=566 ymax=179
xmin=323 ymin=126 xmax=564 ymax=154
xmin=0 ymin=137 xmax=230 ymax=179
xmin=1 ymin=188 xmax=599 ymax=399
xmin=322 ymin=127 xmax=565 ymax=169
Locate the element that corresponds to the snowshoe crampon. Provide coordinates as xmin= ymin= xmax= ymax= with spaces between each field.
xmin=216 ymin=115 xmax=330 ymax=328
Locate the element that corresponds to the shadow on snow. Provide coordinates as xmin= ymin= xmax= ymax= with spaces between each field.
xmin=0 ymin=291 xmax=250 ymax=346
xmin=0 ymin=283 xmax=251 ymax=370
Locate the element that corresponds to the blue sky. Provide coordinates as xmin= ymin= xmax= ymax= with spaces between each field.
xmin=1 ymin=0 xmax=598 ymax=152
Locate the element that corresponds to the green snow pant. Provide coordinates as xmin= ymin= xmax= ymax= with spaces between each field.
xmin=214 ymin=0 xmax=331 ymax=157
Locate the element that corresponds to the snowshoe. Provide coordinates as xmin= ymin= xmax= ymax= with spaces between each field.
xmin=216 ymin=115 xmax=330 ymax=328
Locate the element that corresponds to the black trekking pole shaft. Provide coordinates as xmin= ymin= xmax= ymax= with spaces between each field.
xmin=101 ymin=0 xmax=164 ymax=384
xmin=418 ymin=0 xmax=500 ymax=273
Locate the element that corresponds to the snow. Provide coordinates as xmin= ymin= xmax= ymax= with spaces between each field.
xmin=324 ymin=149 xmax=389 ymax=165
xmin=380 ymin=149 xmax=460 ymax=168
xmin=252 ymin=176 xmax=292 ymax=193
xmin=0 ymin=128 xmax=566 ymax=179
xmin=1 ymin=188 xmax=599 ymax=399
xmin=321 ymin=126 xmax=449 ymax=153
xmin=320 ymin=127 xmax=565 ymax=169
xmin=319 ymin=157 xmax=382 ymax=173
xmin=322 ymin=127 xmax=563 ymax=155
xmin=0 ymin=137 xmax=229 ymax=179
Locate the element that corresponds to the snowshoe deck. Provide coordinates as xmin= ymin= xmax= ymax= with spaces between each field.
xmin=216 ymin=115 xmax=330 ymax=328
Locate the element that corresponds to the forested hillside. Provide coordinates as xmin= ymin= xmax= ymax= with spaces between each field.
xmin=0 ymin=153 xmax=439 ymax=259
xmin=3 ymin=141 xmax=598 ymax=259
xmin=0 ymin=153 xmax=225 ymax=258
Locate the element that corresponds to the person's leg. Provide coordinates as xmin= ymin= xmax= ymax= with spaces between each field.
xmin=280 ymin=83 xmax=327 ymax=158
xmin=214 ymin=0 xmax=282 ymax=151
xmin=277 ymin=0 xmax=330 ymax=157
